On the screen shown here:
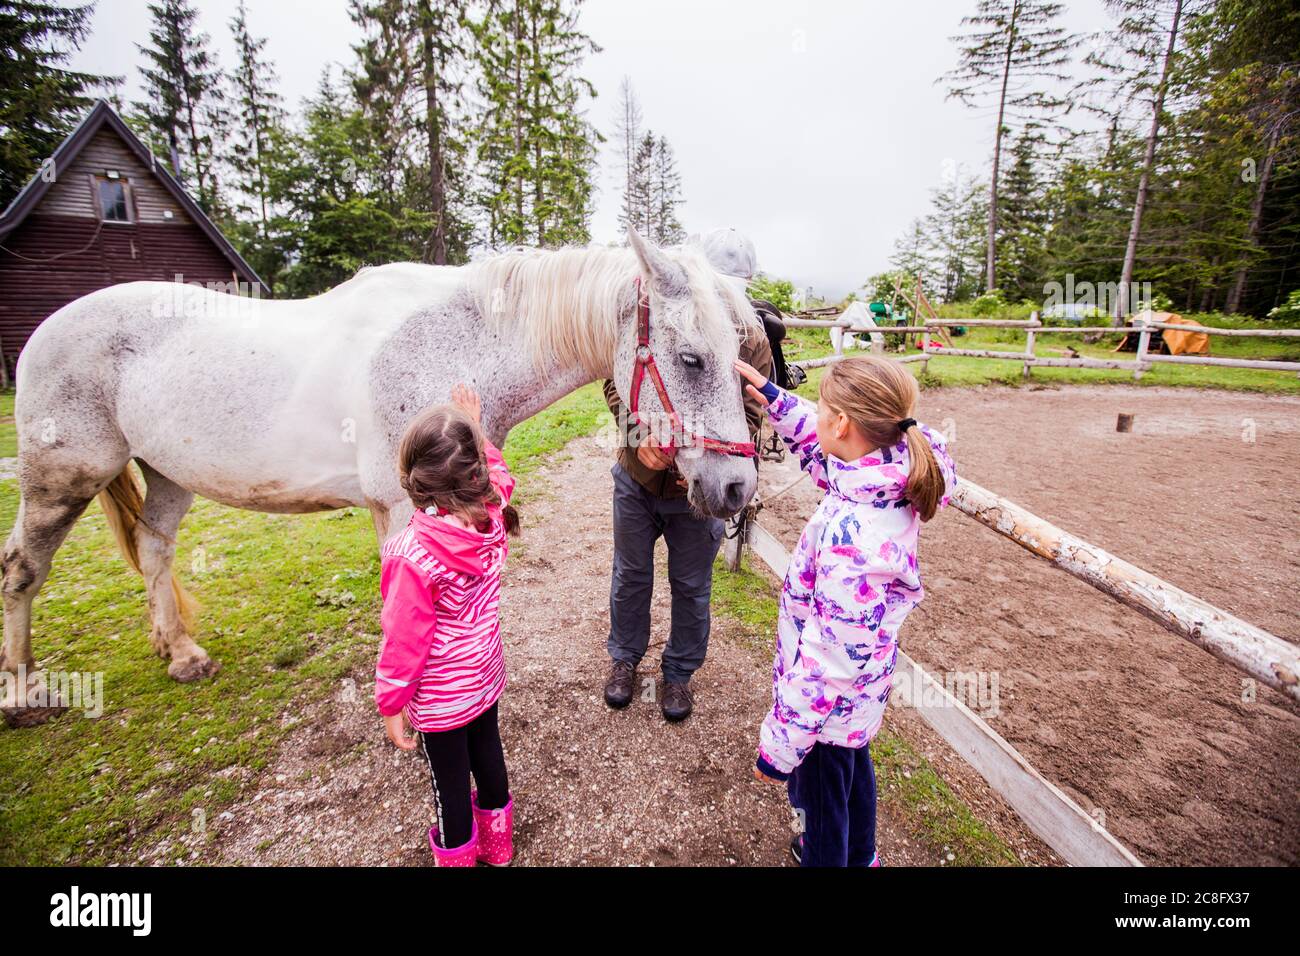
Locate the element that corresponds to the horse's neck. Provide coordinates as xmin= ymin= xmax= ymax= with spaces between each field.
xmin=472 ymin=310 xmax=610 ymax=448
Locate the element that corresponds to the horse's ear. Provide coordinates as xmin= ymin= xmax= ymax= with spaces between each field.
xmin=628 ymin=226 xmax=688 ymax=297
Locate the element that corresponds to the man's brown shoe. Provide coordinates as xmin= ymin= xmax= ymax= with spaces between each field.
xmin=604 ymin=660 xmax=636 ymax=709
xmin=661 ymin=681 xmax=693 ymax=722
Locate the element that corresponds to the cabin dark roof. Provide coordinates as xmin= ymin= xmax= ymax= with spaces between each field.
xmin=0 ymin=99 xmax=267 ymax=293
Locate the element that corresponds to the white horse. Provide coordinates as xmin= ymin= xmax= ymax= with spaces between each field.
xmin=1 ymin=228 xmax=761 ymax=726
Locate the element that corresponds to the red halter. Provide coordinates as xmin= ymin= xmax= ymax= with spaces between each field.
xmin=627 ymin=277 xmax=758 ymax=459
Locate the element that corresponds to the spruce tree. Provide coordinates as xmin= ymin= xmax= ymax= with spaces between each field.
xmin=0 ymin=1 xmax=118 ymax=207
xmin=229 ymin=0 xmax=283 ymax=234
xmin=136 ymin=0 xmax=227 ymax=213
xmin=471 ymin=0 xmax=600 ymax=247
xmin=1088 ymin=0 xmax=1201 ymax=319
xmin=943 ymin=0 xmax=1075 ymax=293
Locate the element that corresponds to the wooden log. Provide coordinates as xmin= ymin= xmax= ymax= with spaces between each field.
xmin=926 ymin=346 xmax=1147 ymax=371
xmin=793 ymin=353 xmax=929 ymax=370
xmin=953 ymin=479 xmax=1300 ymax=703
xmin=1142 ymin=353 xmax=1300 ymax=372
xmin=1143 ymin=322 xmax=1300 ymax=338
xmin=783 ymin=317 xmax=849 ymax=329
xmin=1134 ymin=321 xmax=1151 ymax=381
xmin=737 ymin=517 xmax=1142 ymax=867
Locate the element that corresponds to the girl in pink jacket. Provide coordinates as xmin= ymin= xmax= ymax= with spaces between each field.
xmin=736 ymin=355 xmax=957 ymax=867
xmin=376 ymin=384 xmax=518 ymax=867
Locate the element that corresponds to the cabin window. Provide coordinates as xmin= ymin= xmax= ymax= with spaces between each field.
xmin=96 ymin=176 xmax=132 ymax=222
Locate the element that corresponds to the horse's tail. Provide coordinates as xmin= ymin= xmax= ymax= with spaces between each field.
xmin=97 ymin=468 xmax=198 ymax=630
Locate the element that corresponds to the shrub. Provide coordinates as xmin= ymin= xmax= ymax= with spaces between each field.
xmin=971 ymin=288 xmax=1007 ymax=316
xmin=1267 ymin=290 xmax=1300 ymax=324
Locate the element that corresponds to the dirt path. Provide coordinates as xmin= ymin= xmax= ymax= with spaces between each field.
xmin=758 ymin=384 xmax=1300 ymax=866
xmin=204 ymin=435 xmax=1049 ymax=867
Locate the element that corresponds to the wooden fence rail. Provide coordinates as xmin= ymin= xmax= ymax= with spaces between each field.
xmin=953 ymin=479 xmax=1300 ymax=702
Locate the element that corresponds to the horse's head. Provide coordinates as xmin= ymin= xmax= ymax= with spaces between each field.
xmin=613 ymin=228 xmax=760 ymax=519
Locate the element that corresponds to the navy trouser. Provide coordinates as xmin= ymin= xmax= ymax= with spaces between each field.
xmin=788 ymin=742 xmax=878 ymax=867
xmin=607 ymin=462 xmax=723 ymax=684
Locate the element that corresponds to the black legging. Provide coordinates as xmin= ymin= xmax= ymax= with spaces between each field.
xmin=419 ymin=703 xmax=510 ymax=849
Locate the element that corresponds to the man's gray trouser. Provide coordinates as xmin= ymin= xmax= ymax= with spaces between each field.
xmin=607 ymin=462 xmax=724 ymax=684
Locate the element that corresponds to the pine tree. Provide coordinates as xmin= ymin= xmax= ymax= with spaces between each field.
xmin=612 ymin=75 xmax=642 ymax=227
xmin=943 ymin=0 xmax=1075 ymax=293
xmin=619 ymin=130 xmax=654 ymax=236
xmin=414 ymin=0 xmax=472 ymax=263
xmin=348 ymin=0 xmax=418 ymax=202
xmin=135 ymin=0 xmax=227 ymax=214
xmin=0 ymin=1 xmax=117 ymax=207
xmin=1088 ymin=0 xmax=1201 ymax=319
xmin=997 ymin=129 xmax=1050 ymax=301
xmin=229 ymin=0 xmax=283 ymax=235
xmin=650 ymin=133 xmax=685 ymax=245
xmin=263 ymin=68 xmax=428 ymax=295
xmin=471 ymin=0 xmax=601 ymax=247
xmin=1190 ymin=0 xmax=1300 ymax=314
xmin=927 ymin=166 xmax=987 ymax=302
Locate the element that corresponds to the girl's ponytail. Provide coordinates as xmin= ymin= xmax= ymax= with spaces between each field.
xmin=902 ymin=424 xmax=944 ymax=523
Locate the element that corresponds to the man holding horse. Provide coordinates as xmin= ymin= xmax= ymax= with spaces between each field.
xmin=602 ymin=227 xmax=776 ymax=722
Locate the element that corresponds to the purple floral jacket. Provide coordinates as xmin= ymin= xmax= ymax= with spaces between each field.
xmin=756 ymin=387 xmax=957 ymax=778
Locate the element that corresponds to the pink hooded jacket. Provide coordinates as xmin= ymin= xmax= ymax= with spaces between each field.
xmin=374 ymin=440 xmax=515 ymax=733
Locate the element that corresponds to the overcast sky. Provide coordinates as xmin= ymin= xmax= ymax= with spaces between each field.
xmin=71 ymin=0 xmax=1113 ymax=300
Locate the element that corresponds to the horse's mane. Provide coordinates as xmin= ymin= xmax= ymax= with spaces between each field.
xmin=466 ymin=244 xmax=758 ymax=378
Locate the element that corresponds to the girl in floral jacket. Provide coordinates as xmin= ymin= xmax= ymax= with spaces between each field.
xmin=736 ymin=355 xmax=957 ymax=867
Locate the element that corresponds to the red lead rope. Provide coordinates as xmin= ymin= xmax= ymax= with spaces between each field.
xmin=627 ymin=277 xmax=757 ymax=459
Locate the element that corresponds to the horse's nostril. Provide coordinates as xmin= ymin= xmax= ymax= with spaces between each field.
xmin=724 ymin=480 xmax=748 ymax=510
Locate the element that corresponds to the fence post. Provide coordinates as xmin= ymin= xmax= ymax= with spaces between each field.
xmin=920 ymin=322 xmax=930 ymax=377
xmin=723 ymin=505 xmax=750 ymax=572
xmin=1024 ymin=311 xmax=1039 ymax=381
xmin=1134 ymin=315 xmax=1151 ymax=381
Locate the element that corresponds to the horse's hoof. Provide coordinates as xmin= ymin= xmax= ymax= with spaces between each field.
xmin=168 ymin=655 xmax=222 ymax=683
xmin=1 ymin=703 xmax=68 ymax=728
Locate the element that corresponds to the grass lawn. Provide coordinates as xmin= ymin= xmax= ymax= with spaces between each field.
xmin=0 ymin=389 xmax=14 ymax=458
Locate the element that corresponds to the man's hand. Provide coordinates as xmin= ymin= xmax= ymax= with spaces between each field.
xmin=635 ymin=432 xmax=675 ymax=472
xmin=383 ymin=710 xmax=418 ymax=751
xmin=451 ymin=383 xmax=481 ymax=425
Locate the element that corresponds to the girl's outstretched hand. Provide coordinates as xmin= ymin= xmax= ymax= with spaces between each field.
xmin=734 ymin=359 xmax=771 ymax=404
xmin=451 ymin=383 xmax=481 ymax=425
xmin=753 ymin=766 xmax=784 ymax=785
xmin=383 ymin=710 xmax=418 ymax=751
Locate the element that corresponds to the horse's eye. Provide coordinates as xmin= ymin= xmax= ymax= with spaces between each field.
xmin=679 ymin=352 xmax=702 ymax=369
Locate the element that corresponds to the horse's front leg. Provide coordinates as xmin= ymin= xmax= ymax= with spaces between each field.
xmin=367 ymin=496 xmax=413 ymax=549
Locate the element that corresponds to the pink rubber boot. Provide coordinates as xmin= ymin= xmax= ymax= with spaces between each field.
xmin=429 ymin=819 xmax=479 ymax=867
xmin=471 ymin=791 xmax=514 ymax=866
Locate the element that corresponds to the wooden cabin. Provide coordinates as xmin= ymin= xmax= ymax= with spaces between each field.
xmin=0 ymin=100 xmax=266 ymax=381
